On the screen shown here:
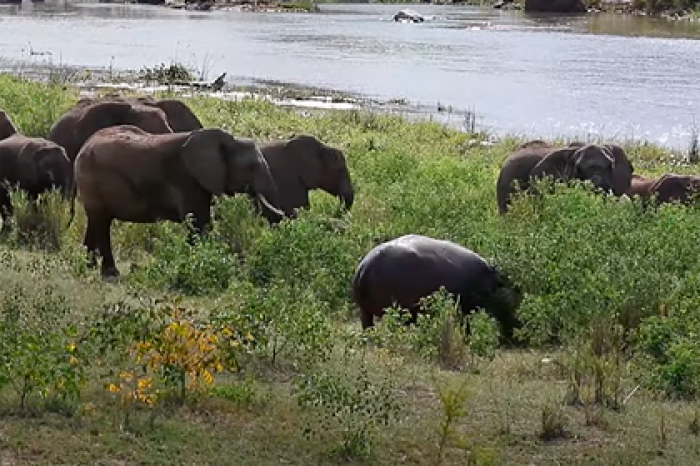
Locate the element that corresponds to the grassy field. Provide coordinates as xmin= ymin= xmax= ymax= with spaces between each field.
xmin=1 ymin=73 xmax=700 ymax=465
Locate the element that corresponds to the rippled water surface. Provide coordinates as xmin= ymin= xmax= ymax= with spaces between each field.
xmin=1 ymin=1 xmax=699 ymax=147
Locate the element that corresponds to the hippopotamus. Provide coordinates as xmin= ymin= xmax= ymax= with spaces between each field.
xmin=351 ymin=234 xmax=522 ymax=343
xmin=393 ymin=9 xmax=425 ymax=23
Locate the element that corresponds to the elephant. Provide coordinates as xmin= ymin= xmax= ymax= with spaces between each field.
xmin=352 ymin=234 xmax=522 ymax=344
xmin=132 ymin=96 xmax=204 ymax=132
xmin=72 ymin=95 xmax=203 ymax=133
xmin=0 ymin=109 xmax=18 ymax=141
xmin=0 ymin=134 xmax=72 ymax=229
xmin=496 ymin=140 xmax=634 ymax=214
xmin=254 ymin=135 xmax=354 ymax=217
xmin=48 ymin=99 xmax=174 ymax=163
xmin=72 ymin=124 xmax=284 ymax=278
xmin=627 ymin=173 xmax=700 ymax=206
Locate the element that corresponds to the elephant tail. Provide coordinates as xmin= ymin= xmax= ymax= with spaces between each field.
xmin=66 ymin=182 xmax=77 ymax=228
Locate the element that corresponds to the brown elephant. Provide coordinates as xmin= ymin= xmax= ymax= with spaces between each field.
xmin=254 ymin=135 xmax=354 ymax=217
xmin=0 ymin=110 xmax=18 ymax=141
xmin=72 ymin=124 xmax=284 ymax=278
xmin=132 ymin=96 xmax=203 ymax=132
xmin=352 ymin=234 xmax=522 ymax=344
xmin=496 ymin=140 xmax=634 ymax=214
xmin=48 ymin=99 xmax=174 ymax=162
xmin=0 ymin=134 xmax=72 ymax=229
xmin=627 ymin=173 xmax=700 ymax=206
xmin=75 ymin=95 xmax=203 ymax=133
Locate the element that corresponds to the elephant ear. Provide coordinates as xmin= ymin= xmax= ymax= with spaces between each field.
xmin=529 ymin=147 xmax=578 ymax=182
xmin=286 ymin=135 xmax=325 ymax=188
xmin=603 ymin=144 xmax=634 ymax=196
xmin=76 ymin=101 xmax=133 ymax=147
xmin=180 ymin=129 xmax=227 ymax=196
xmin=154 ymin=100 xmax=203 ymax=132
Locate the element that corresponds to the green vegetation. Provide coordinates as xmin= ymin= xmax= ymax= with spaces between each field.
xmin=2 ymin=72 xmax=700 ymax=464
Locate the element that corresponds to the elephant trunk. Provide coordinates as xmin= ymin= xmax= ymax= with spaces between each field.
xmin=337 ymin=177 xmax=355 ymax=211
xmin=251 ymin=166 xmax=285 ymax=224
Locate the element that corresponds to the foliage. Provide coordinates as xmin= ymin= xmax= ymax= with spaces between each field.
xmin=292 ymin=356 xmax=402 ymax=460
xmin=3 ymin=74 xmax=700 ymax=462
xmin=130 ymin=221 xmax=237 ymax=296
xmin=0 ymin=74 xmax=76 ymax=137
xmin=8 ymin=189 xmax=69 ymax=253
xmin=0 ymin=260 xmax=85 ymax=413
xmin=139 ymin=62 xmax=194 ymax=85
xmin=364 ymin=289 xmax=499 ymax=371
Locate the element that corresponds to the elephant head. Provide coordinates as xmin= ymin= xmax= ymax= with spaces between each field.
xmin=0 ymin=110 xmax=17 ymax=141
xmin=180 ymin=129 xmax=285 ymax=223
xmin=288 ymin=135 xmax=355 ymax=210
xmin=76 ymin=101 xmax=173 ymax=156
xmin=18 ymin=140 xmax=72 ymax=197
xmin=530 ymin=143 xmax=618 ymax=194
xmin=602 ymin=144 xmax=634 ymax=196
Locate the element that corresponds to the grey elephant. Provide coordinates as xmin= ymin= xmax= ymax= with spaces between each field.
xmin=352 ymin=234 xmax=522 ymax=344
xmin=627 ymin=173 xmax=700 ymax=206
xmin=132 ymin=96 xmax=203 ymax=132
xmin=496 ymin=140 xmax=634 ymax=214
xmin=254 ymin=135 xmax=354 ymax=217
xmin=0 ymin=134 xmax=72 ymax=229
xmin=72 ymin=124 xmax=284 ymax=278
xmin=48 ymin=99 xmax=174 ymax=162
xmin=0 ymin=110 xmax=18 ymax=141
xmin=79 ymin=95 xmax=204 ymax=133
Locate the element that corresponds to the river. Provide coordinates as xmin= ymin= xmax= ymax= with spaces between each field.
xmin=0 ymin=1 xmax=699 ymax=148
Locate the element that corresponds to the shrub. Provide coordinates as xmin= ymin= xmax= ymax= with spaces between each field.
xmin=8 ymin=189 xmax=68 ymax=253
xmin=129 ymin=221 xmax=237 ymax=296
xmin=292 ymin=356 xmax=402 ymax=460
xmin=0 ymin=277 xmax=84 ymax=412
xmin=213 ymin=279 xmax=335 ymax=370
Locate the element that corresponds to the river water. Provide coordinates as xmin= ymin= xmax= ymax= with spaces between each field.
xmin=0 ymin=1 xmax=699 ymax=148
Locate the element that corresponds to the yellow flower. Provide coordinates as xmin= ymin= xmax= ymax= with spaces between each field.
xmin=244 ymin=333 xmax=254 ymax=342
xmin=107 ymin=383 xmax=120 ymax=393
xmin=137 ymin=377 xmax=153 ymax=391
xmin=66 ymin=343 xmax=76 ymax=352
xmin=69 ymin=356 xmax=79 ymax=365
xmin=119 ymin=371 xmax=134 ymax=382
xmin=221 ymin=327 xmax=233 ymax=337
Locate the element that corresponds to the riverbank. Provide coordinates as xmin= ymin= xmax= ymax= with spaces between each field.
xmin=1 ymin=73 xmax=700 ymax=464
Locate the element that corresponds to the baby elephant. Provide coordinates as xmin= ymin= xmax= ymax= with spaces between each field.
xmin=627 ymin=173 xmax=700 ymax=206
xmin=496 ymin=140 xmax=634 ymax=214
xmin=256 ymin=135 xmax=354 ymax=217
xmin=352 ymin=234 xmax=522 ymax=344
xmin=0 ymin=134 xmax=72 ymax=229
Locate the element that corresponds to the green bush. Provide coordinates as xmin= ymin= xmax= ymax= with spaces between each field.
xmin=130 ymin=221 xmax=237 ymax=296
xmin=0 ymin=74 xmax=75 ymax=137
xmin=292 ymin=356 xmax=402 ymax=460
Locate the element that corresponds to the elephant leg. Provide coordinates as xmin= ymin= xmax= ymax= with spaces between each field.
xmin=83 ymin=216 xmax=100 ymax=268
xmin=87 ymin=214 xmax=118 ymax=278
